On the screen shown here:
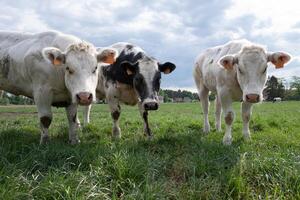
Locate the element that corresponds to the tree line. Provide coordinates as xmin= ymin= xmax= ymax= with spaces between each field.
xmin=264 ymin=76 xmax=300 ymax=101
xmin=0 ymin=76 xmax=299 ymax=105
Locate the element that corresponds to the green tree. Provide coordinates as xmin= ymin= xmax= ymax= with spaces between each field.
xmin=264 ymin=76 xmax=285 ymax=101
xmin=290 ymin=76 xmax=300 ymax=95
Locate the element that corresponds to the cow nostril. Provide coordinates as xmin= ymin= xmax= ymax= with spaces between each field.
xmin=88 ymin=93 xmax=93 ymax=100
xmin=246 ymin=94 xmax=259 ymax=102
xmin=144 ymin=102 xmax=158 ymax=110
xmin=144 ymin=104 xmax=149 ymax=110
xmin=76 ymin=94 xmax=81 ymax=100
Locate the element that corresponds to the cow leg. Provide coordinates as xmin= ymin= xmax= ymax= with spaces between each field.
xmin=241 ymin=102 xmax=253 ymax=140
xmin=107 ymin=100 xmax=121 ymax=138
xmin=138 ymin=102 xmax=153 ymax=139
xmin=198 ymin=86 xmax=210 ymax=133
xmin=83 ymin=105 xmax=91 ymax=126
xmin=220 ymin=94 xmax=234 ymax=145
xmin=215 ymin=95 xmax=222 ymax=132
xmin=110 ymin=104 xmax=121 ymax=138
xmin=39 ymin=113 xmax=52 ymax=144
xmin=106 ymin=85 xmax=122 ymax=138
xmin=34 ymin=90 xmax=53 ymax=144
xmin=66 ymin=103 xmax=80 ymax=144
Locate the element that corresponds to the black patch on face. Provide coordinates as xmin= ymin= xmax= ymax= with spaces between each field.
xmin=52 ymin=101 xmax=71 ymax=107
xmin=0 ymin=54 xmax=10 ymax=78
xmin=102 ymin=50 xmax=144 ymax=86
xmin=111 ymin=111 xmax=120 ymax=120
xmin=40 ymin=116 xmax=52 ymax=128
xmin=133 ymin=73 xmax=149 ymax=101
xmin=125 ymin=44 xmax=134 ymax=50
xmin=152 ymin=71 xmax=161 ymax=92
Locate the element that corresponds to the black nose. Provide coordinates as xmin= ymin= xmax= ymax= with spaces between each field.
xmin=144 ymin=102 xmax=158 ymax=111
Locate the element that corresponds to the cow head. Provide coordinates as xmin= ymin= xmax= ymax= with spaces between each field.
xmin=219 ymin=45 xmax=291 ymax=103
xmin=120 ymin=56 xmax=176 ymax=110
xmin=42 ymin=42 xmax=117 ymax=105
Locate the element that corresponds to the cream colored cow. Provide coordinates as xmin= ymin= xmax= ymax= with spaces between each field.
xmin=194 ymin=40 xmax=291 ymax=145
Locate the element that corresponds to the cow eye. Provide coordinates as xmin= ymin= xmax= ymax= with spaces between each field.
xmin=66 ymin=66 xmax=74 ymax=74
xmin=93 ymin=66 xmax=98 ymax=74
xmin=238 ymin=68 xmax=243 ymax=74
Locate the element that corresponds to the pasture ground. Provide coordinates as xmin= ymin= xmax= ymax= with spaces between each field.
xmin=0 ymin=102 xmax=299 ymax=199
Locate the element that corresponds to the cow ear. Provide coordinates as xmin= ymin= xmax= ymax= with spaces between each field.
xmin=219 ymin=55 xmax=238 ymax=70
xmin=42 ymin=47 xmax=65 ymax=66
xmin=120 ymin=61 xmax=138 ymax=75
xmin=268 ymin=52 xmax=291 ymax=69
xmin=97 ymin=48 xmax=118 ymax=64
xmin=158 ymin=62 xmax=176 ymax=74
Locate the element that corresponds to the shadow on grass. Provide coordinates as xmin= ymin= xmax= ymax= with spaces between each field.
xmin=0 ymin=126 xmax=241 ymax=182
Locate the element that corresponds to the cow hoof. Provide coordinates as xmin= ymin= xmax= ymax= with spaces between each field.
xmin=203 ymin=128 xmax=210 ymax=134
xmin=223 ymin=136 xmax=232 ymax=145
xmin=40 ymin=135 xmax=50 ymax=145
xmin=215 ymin=125 xmax=222 ymax=132
xmin=146 ymin=134 xmax=153 ymax=141
xmin=112 ymin=127 xmax=121 ymax=139
xmin=69 ymin=139 xmax=80 ymax=145
xmin=243 ymin=133 xmax=251 ymax=141
xmin=216 ymin=128 xmax=222 ymax=132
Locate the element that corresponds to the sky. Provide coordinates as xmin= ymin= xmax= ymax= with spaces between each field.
xmin=1 ymin=0 xmax=300 ymax=92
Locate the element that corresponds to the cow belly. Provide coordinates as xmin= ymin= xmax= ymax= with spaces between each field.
xmin=118 ymin=88 xmax=138 ymax=106
xmin=0 ymin=78 xmax=33 ymax=98
xmin=203 ymin=72 xmax=217 ymax=92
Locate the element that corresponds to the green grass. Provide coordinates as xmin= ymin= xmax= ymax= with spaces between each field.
xmin=0 ymin=102 xmax=300 ymax=199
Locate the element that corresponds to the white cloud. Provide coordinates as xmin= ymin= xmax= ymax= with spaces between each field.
xmin=0 ymin=0 xmax=299 ymax=90
xmin=226 ymin=0 xmax=300 ymax=33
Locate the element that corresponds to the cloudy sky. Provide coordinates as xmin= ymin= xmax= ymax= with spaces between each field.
xmin=1 ymin=0 xmax=300 ymax=91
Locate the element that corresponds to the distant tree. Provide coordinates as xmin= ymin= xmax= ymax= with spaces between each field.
xmin=264 ymin=76 xmax=285 ymax=101
xmin=290 ymin=76 xmax=300 ymax=95
xmin=0 ymin=91 xmax=34 ymax=105
xmin=161 ymin=89 xmax=199 ymax=101
xmin=288 ymin=76 xmax=300 ymax=100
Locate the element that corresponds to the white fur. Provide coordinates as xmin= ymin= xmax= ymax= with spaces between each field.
xmin=0 ymin=31 xmax=115 ymax=144
xmin=193 ymin=39 xmax=291 ymax=145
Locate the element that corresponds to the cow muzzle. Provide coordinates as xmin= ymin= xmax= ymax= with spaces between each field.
xmin=143 ymin=101 xmax=159 ymax=111
xmin=76 ymin=92 xmax=93 ymax=105
xmin=245 ymin=94 xmax=260 ymax=103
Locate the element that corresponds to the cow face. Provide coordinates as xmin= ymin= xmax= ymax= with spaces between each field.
xmin=42 ymin=43 xmax=117 ymax=105
xmin=219 ymin=46 xmax=290 ymax=103
xmin=121 ymin=57 xmax=176 ymax=110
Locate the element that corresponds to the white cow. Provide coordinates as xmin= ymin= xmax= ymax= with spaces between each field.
xmin=0 ymin=31 xmax=117 ymax=144
xmin=193 ymin=40 xmax=291 ymax=145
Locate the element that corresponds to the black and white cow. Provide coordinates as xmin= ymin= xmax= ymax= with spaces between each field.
xmin=82 ymin=42 xmax=176 ymax=138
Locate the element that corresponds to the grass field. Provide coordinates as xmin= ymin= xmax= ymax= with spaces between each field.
xmin=0 ymin=102 xmax=299 ymax=199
